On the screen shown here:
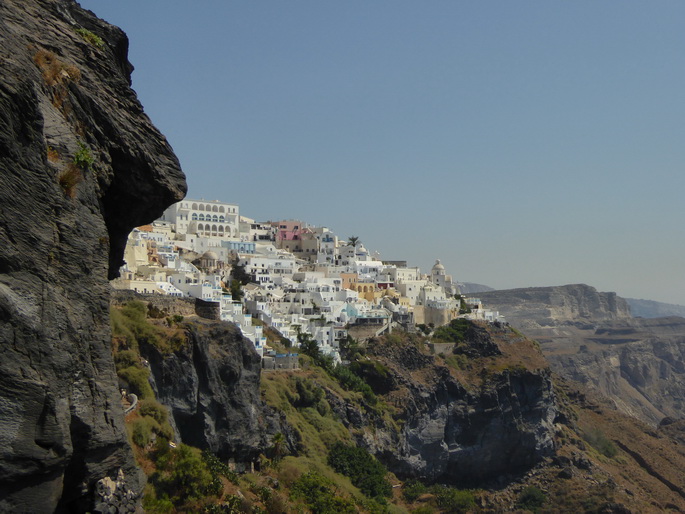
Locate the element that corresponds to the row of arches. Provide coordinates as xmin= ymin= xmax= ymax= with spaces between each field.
xmin=192 ymin=213 xmax=225 ymax=222
xmin=190 ymin=203 xmax=237 ymax=214
xmin=196 ymin=223 xmax=237 ymax=237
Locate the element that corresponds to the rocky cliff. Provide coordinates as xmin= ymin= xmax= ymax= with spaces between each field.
xmin=479 ymin=285 xmax=685 ymax=426
xmin=0 ymin=0 xmax=186 ymax=511
xmin=319 ymin=324 xmax=558 ymax=485
xmin=140 ymin=318 xmax=289 ymax=468
xmin=478 ymin=284 xmax=632 ymax=329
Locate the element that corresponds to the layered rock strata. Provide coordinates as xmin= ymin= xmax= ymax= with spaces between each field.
xmin=0 ymin=0 xmax=186 ymax=511
xmin=479 ymin=285 xmax=685 ymax=425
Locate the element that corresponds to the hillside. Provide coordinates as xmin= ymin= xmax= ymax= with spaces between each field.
xmin=110 ymin=295 xmax=685 ymax=513
xmin=478 ymin=285 xmax=685 ymax=426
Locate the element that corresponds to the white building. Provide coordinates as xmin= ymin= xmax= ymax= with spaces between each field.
xmin=161 ymin=199 xmax=240 ymax=239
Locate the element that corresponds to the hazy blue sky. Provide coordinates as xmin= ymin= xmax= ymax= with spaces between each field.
xmin=78 ymin=1 xmax=685 ymax=305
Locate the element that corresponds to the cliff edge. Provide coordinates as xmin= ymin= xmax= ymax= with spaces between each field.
xmin=0 ymin=0 xmax=186 ymax=511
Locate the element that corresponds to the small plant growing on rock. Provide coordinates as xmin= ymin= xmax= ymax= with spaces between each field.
xmin=74 ymin=27 xmax=104 ymax=49
xmin=73 ymin=141 xmax=94 ymax=170
xmin=46 ymin=145 xmax=59 ymax=162
xmin=57 ymin=163 xmax=82 ymax=198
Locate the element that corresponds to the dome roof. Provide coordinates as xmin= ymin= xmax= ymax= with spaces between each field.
xmin=203 ymin=250 xmax=219 ymax=260
xmin=432 ymin=259 xmax=445 ymax=270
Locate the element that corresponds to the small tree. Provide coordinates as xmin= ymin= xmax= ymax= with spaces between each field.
xmin=347 ymin=236 xmax=360 ymax=247
xmin=516 ymin=486 xmax=546 ymax=512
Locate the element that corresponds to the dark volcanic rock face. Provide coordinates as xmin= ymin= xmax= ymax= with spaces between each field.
xmin=341 ymin=327 xmax=557 ymax=485
xmin=0 ymin=0 xmax=186 ymax=512
xmin=141 ymin=320 xmax=288 ymax=466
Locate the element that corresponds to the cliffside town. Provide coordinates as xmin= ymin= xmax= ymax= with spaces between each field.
xmin=112 ymin=198 xmax=504 ymax=361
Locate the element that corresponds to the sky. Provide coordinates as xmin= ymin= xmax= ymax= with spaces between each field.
xmin=78 ymin=1 xmax=685 ymax=305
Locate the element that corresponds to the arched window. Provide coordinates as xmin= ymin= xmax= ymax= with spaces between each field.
xmin=218 ymin=226 xmax=224 ymax=233
xmin=198 ymin=214 xmax=205 ymax=221
xmin=219 ymin=206 xmax=225 ymax=213
xmin=212 ymin=205 xmax=218 ymax=212
xmin=198 ymin=223 xmax=204 ymax=232
xmin=212 ymin=224 xmax=217 ymax=233
xmin=192 ymin=203 xmax=198 ymax=210
xmin=191 ymin=213 xmax=198 ymax=220
xmin=219 ymin=216 xmax=224 ymax=222
xmin=198 ymin=204 xmax=205 ymax=211
xmin=213 ymin=215 xmax=218 ymax=222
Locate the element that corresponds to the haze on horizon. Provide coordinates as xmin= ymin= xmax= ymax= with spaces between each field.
xmin=78 ymin=0 xmax=685 ymax=306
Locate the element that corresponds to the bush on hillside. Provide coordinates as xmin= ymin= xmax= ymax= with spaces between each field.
xmin=516 ymin=485 xmax=546 ymax=512
xmin=583 ymin=428 xmax=618 ymax=458
xmin=290 ymin=471 xmax=356 ymax=514
xmin=327 ymin=442 xmax=392 ymax=499
xmin=432 ymin=318 xmax=470 ymax=344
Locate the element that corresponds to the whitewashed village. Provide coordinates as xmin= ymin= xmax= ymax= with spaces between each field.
xmin=113 ymin=198 xmax=504 ymax=366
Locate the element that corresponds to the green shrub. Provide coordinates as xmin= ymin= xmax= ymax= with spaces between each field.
xmin=516 ymin=486 xmax=546 ymax=512
xmin=114 ymin=349 xmax=139 ymax=371
xmin=583 ymin=428 xmax=618 ymax=458
xmin=131 ymin=416 xmax=160 ymax=447
xmin=430 ymin=485 xmax=475 ymax=514
xmin=331 ymin=364 xmax=377 ymax=404
xmin=294 ymin=377 xmax=325 ymax=409
xmin=74 ymin=27 xmax=104 ymax=48
xmin=118 ymin=365 xmax=154 ymax=399
xmin=202 ymin=450 xmax=239 ymax=484
xmin=403 ymin=480 xmax=428 ymax=502
xmin=290 ymin=471 xmax=356 ymax=514
xmin=152 ymin=444 xmax=217 ymax=503
xmin=444 ymin=354 xmax=468 ymax=370
xmin=139 ymin=399 xmax=169 ymax=426
xmin=432 ymin=319 xmax=470 ymax=344
xmin=73 ymin=141 xmax=94 ymax=170
xmin=328 ymin=442 xmax=392 ymax=499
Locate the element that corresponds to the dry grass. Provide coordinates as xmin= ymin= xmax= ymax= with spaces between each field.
xmin=33 ymin=48 xmax=81 ymax=87
xmin=57 ymin=163 xmax=82 ymax=198
xmin=46 ymin=146 xmax=59 ymax=162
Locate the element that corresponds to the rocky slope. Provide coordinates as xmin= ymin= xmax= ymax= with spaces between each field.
xmin=0 ymin=0 xmax=186 ymax=511
xmin=479 ymin=285 xmax=685 ymax=426
xmin=275 ymin=322 xmax=558 ymax=486
xmin=109 ymin=294 xmax=685 ymax=512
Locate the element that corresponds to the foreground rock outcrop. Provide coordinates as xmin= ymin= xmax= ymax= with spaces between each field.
xmin=0 ymin=0 xmax=186 ymax=511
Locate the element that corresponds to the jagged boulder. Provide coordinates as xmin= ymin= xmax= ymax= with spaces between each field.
xmin=0 ymin=0 xmax=186 ymax=511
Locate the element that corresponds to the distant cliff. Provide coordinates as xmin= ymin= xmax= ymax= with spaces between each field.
xmin=478 ymin=284 xmax=632 ymax=329
xmin=0 ymin=0 xmax=186 ymax=511
xmin=479 ymin=285 xmax=685 ymax=426
xmin=626 ymin=297 xmax=685 ymax=319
